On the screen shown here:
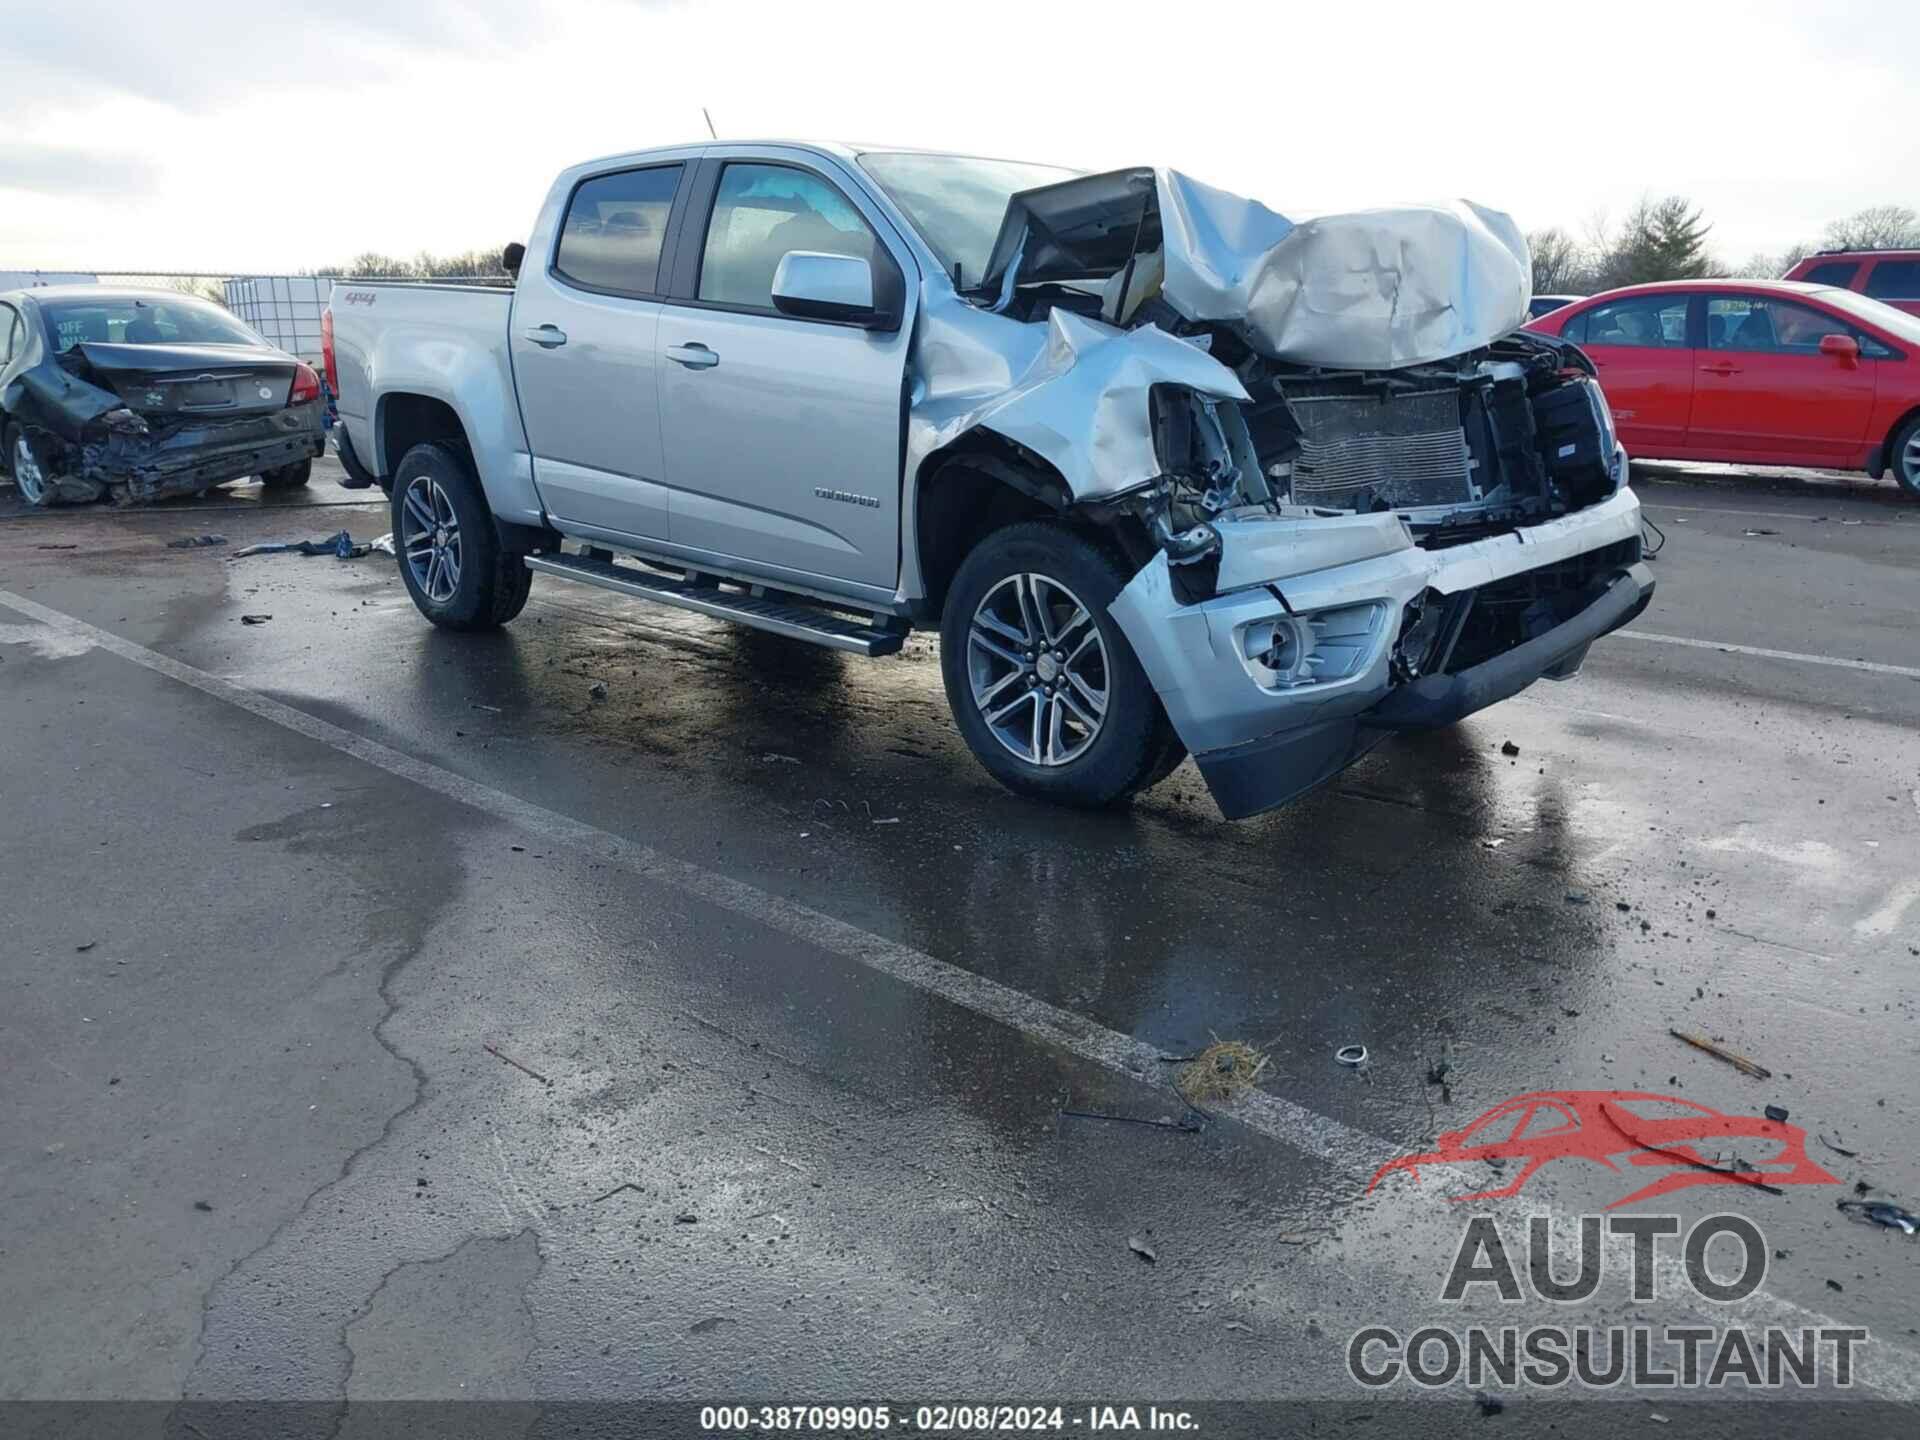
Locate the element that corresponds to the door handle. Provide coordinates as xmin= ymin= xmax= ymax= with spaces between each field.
xmin=667 ymin=343 xmax=719 ymax=369
xmin=1699 ymin=363 xmax=1741 ymax=375
xmin=523 ymin=325 xmax=567 ymax=348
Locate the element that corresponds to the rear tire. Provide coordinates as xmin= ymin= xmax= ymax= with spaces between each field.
xmin=260 ymin=459 xmax=312 ymax=490
xmin=1892 ymin=415 xmax=1920 ymax=499
xmin=940 ymin=520 xmax=1177 ymax=809
xmin=390 ymin=442 xmax=531 ymax=631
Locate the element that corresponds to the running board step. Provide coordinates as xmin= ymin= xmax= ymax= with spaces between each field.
xmin=525 ymin=552 xmax=905 ymax=656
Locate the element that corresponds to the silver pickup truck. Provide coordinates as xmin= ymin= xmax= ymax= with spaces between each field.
xmin=327 ymin=141 xmax=1652 ymax=819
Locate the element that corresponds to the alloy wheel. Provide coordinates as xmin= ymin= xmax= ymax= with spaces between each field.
xmin=13 ymin=434 xmax=48 ymax=506
xmin=1903 ymin=432 xmax=1920 ymax=488
xmin=400 ymin=474 xmax=462 ymax=604
xmin=967 ymin=572 xmax=1109 ymax=767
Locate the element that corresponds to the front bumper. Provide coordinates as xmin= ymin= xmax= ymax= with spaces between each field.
xmin=1109 ymin=487 xmax=1652 ymax=819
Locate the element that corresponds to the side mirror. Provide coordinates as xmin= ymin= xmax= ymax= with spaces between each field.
xmin=771 ymin=251 xmax=899 ymax=331
xmin=501 ymin=242 xmax=526 ymax=279
xmin=1819 ymin=333 xmax=1860 ymax=367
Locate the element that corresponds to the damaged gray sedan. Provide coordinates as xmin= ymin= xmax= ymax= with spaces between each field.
xmin=0 ymin=288 xmax=326 ymax=506
xmin=329 ymin=143 xmax=1653 ymax=819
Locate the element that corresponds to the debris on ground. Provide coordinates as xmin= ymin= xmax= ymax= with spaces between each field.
xmin=1175 ymin=1039 xmax=1270 ymax=1103
xmin=1818 ymin=1133 xmax=1859 ymax=1159
xmin=1474 ymin=1390 xmax=1505 ymax=1416
xmin=1061 ymin=1108 xmax=1203 ymax=1134
xmin=1764 ymin=1104 xmax=1789 ymax=1123
xmin=1128 ymin=1232 xmax=1157 ymax=1263
xmin=166 ymin=534 xmax=227 ymax=549
xmin=1335 ymin=1044 xmax=1369 ymax=1068
xmin=75 ymin=941 xmax=96 ymax=953
xmin=588 ymin=681 xmax=609 ymax=702
xmin=370 ymin=532 xmax=395 ymax=556
xmin=761 ymin=753 xmax=801 ymax=765
xmin=674 ymin=1211 xmax=699 ymax=1224
xmin=193 ymin=1200 xmax=213 ymax=1212
xmin=231 ymin=530 xmax=371 ymax=559
xmin=240 ymin=614 xmax=272 ymax=625
xmin=1564 ymin=891 xmax=1590 ymax=905
xmin=1500 ymin=741 xmax=1520 ymax=757
xmin=590 ymin=1182 xmax=645 ymax=1203
xmin=1603 ymin=1104 xmax=1784 ymax=1195
xmin=34 ymin=542 xmax=79 ymax=550
xmin=1669 ymin=1028 xmax=1771 ymax=1078
xmin=482 ymin=1042 xmax=552 ymax=1086
xmin=1837 ymin=1199 xmax=1917 ymax=1235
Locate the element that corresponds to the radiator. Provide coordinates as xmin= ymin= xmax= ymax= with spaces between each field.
xmin=1287 ymin=389 xmax=1475 ymax=509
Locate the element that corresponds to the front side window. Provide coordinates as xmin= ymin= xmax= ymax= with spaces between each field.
xmin=697 ymin=164 xmax=878 ymax=311
xmin=553 ymin=165 xmax=683 ymax=296
xmin=39 ymin=296 xmax=262 ymax=353
xmin=1568 ymin=294 xmax=1690 ymax=347
xmin=1801 ymin=261 xmax=1858 ymax=287
xmin=1707 ymin=296 xmax=1852 ymax=353
xmin=1864 ymin=260 xmax=1920 ymax=301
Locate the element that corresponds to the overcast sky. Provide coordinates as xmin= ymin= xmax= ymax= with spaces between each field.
xmin=2 ymin=0 xmax=1914 ymax=275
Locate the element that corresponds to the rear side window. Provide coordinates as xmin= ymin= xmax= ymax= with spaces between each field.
xmin=1865 ymin=260 xmax=1920 ymax=301
xmin=1569 ymin=294 xmax=1690 ymax=347
xmin=1800 ymin=261 xmax=1858 ymax=287
xmin=0 ymin=304 xmax=17 ymax=365
xmin=553 ymin=165 xmax=683 ymax=296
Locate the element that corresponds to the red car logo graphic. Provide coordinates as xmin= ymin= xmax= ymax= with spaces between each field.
xmin=1368 ymin=1090 xmax=1839 ymax=1208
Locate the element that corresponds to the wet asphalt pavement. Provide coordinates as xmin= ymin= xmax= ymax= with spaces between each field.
xmin=1 ymin=458 xmax=1916 ymax=1436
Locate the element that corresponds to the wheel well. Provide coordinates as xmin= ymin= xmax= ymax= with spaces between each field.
xmin=377 ymin=393 xmax=469 ymax=477
xmin=1880 ymin=405 xmax=1920 ymax=473
xmin=915 ymin=437 xmax=1073 ymax=618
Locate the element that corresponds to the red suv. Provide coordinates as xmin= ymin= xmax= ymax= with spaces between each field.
xmin=1783 ymin=249 xmax=1920 ymax=317
xmin=1525 ymin=279 xmax=1920 ymax=496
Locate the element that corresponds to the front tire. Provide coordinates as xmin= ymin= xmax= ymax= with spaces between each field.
xmin=260 ymin=459 xmax=312 ymax=490
xmin=940 ymin=521 xmax=1178 ymax=809
xmin=390 ymin=442 xmax=531 ymax=630
xmin=1892 ymin=415 xmax=1920 ymax=499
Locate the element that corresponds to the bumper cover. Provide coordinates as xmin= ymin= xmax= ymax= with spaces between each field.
xmin=86 ymin=407 xmax=325 ymax=502
xmin=1110 ymin=488 xmax=1652 ymax=820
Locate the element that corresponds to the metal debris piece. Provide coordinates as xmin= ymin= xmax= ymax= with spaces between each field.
xmin=1335 ymin=1044 xmax=1368 ymax=1068
xmin=482 ymin=1042 xmax=552 ymax=1086
xmin=240 ymin=614 xmax=272 ymax=625
xmin=1669 ymin=1028 xmax=1771 ymax=1079
xmin=166 ymin=534 xmax=227 ymax=549
xmin=1837 ymin=1200 xmax=1917 ymax=1236
xmin=1128 ymin=1232 xmax=1157 ymax=1263
xmin=1061 ymin=1108 xmax=1203 ymax=1134
xmin=1601 ymin=1104 xmax=1785 ymax=1196
xmin=1818 ymin=1133 xmax=1859 ymax=1159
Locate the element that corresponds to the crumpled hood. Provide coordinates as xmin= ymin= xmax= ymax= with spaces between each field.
xmin=980 ymin=168 xmax=1533 ymax=371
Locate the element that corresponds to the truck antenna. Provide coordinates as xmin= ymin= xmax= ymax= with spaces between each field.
xmin=702 ymin=107 xmax=718 ymax=139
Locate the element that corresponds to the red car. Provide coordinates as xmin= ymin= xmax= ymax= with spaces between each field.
xmin=1367 ymin=1090 xmax=1838 ymax=1209
xmin=1524 ymin=279 xmax=1920 ymax=496
xmin=1782 ymin=249 xmax=1920 ymax=318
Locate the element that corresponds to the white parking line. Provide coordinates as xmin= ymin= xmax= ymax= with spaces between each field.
xmin=2 ymin=584 xmax=1911 ymax=1400
xmin=1620 ymin=629 xmax=1920 ymax=680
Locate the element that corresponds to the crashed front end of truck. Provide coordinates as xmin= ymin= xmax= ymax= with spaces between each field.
xmin=909 ymin=168 xmax=1652 ymax=819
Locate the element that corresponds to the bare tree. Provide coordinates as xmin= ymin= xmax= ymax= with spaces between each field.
xmin=1526 ymin=226 xmax=1590 ymax=294
xmin=1820 ymin=205 xmax=1920 ymax=251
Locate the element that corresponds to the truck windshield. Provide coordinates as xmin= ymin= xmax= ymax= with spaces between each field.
xmin=1804 ymin=285 xmax=1920 ymax=347
xmin=858 ymin=151 xmax=1077 ymax=290
xmin=40 ymin=295 xmax=264 ymax=353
